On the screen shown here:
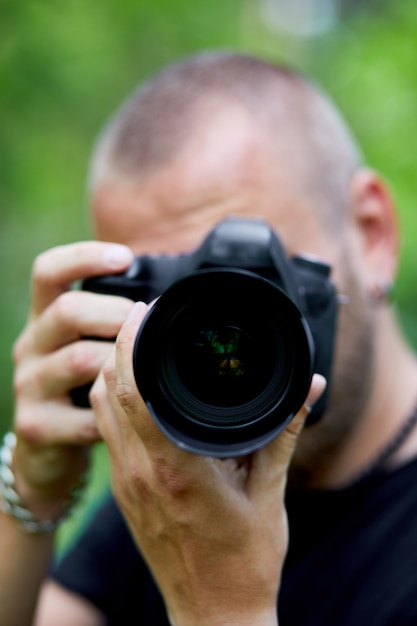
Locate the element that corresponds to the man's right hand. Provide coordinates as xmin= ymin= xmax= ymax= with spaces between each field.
xmin=10 ymin=241 xmax=134 ymax=522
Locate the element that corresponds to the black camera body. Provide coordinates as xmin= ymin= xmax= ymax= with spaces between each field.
xmin=76 ymin=217 xmax=338 ymax=457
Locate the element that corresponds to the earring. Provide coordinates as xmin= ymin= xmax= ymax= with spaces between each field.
xmin=372 ymin=280 xmax=394 ymax=303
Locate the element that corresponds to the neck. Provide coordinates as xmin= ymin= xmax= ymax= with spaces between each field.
xmin=313 ymin=308 xmax=417 ymax=489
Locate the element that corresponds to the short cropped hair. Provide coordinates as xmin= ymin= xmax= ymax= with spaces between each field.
xmin=90 ymin=51 xmax=362 ymax=225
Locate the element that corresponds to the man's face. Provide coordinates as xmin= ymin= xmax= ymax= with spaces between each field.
xmin=92 ymin=111 xmax=375 ymax=483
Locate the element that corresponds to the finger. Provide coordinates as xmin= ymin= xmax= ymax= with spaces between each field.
xmin=15 ymin=339 xmax=114 ymax=400
xmin=20 ymin=292 xmax=134 ymax=356
xmin=90 ymin=367 xmax=123 ymax=454
xmin=281 ymin=373 xmax=327 ymax=441
xmin=92 ymin=352 xmax=147 ymax=469
xmin=31 ymin=241 xmax=133 ymax=317
xmin=15 ymin=401 xmax=101 ymax=445
xmin=248 ymin=374 xmax=327 ymax=495
xmin=113 ymin=301 xmax=183 ymax=457
xmin=114 ymin=301 xmax=151 ymax=421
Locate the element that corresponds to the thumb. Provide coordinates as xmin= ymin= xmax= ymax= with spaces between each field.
xmin=248 ymin=374 xmax=327 ymax=494
xmin=282 ymin=373 xmax=327 ymax=443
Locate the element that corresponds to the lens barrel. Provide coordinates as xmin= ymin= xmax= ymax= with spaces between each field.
xmin=133 ymin=268 xmax=314 ymax=457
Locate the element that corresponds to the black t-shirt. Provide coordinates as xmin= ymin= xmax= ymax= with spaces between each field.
xmin=52 ymin=457 xmax=417 ymax=625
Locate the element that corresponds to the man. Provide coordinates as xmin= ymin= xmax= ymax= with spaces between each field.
xmin=1 ymin=51 xmax=417 ymax=625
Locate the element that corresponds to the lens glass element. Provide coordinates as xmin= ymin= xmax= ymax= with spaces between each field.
xmin=176 ymin=324 xmax=277 ymax=407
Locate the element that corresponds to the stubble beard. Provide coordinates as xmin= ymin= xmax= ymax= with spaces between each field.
xmin=288 ymin=260 xmax=376 ymax=490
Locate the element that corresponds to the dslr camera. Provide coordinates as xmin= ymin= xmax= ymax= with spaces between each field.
xmin=74 ymin=216 xmax=338 ymax=457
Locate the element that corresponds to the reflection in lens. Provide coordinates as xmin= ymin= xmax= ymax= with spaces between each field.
xmin=174 ymin=323 xmax=281 ymax=409
xmin=194 ymin=327 xmax=247 ymax=377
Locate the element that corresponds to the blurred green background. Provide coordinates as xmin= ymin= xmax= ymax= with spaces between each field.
xmin=1 ymin=0 xmax=417 ymax=547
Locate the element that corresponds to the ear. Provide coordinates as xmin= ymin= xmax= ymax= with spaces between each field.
xmin=349 ymin=168 xmax=399 ymax=297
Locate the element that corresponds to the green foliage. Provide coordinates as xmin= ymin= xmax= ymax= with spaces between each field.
xmin=308 ymin=2 xmax=417 ymax=320
xmin=2 ymin=0 xmax=417 ymax=546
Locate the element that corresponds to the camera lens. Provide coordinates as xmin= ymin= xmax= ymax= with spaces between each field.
xmin=133 ymin=268 xmax=314 ymax=457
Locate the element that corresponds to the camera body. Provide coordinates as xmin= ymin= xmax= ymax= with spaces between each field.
xmin=76 ymin=217 xmax=338 ymax=457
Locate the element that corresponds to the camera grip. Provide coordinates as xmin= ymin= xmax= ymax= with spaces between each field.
xmin=70 ymin=382 xmax=94 ymax=408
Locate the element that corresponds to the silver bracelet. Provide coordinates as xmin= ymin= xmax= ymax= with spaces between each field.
xmin=0 ymin=431 xmax=88 ymax=534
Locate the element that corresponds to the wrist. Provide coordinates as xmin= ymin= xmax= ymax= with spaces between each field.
xmin=0 ymin=432 xmax=88 ymax=533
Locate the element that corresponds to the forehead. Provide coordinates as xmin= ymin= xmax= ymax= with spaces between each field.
xmin=92 ymin=109 xmax=338 ymax=263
